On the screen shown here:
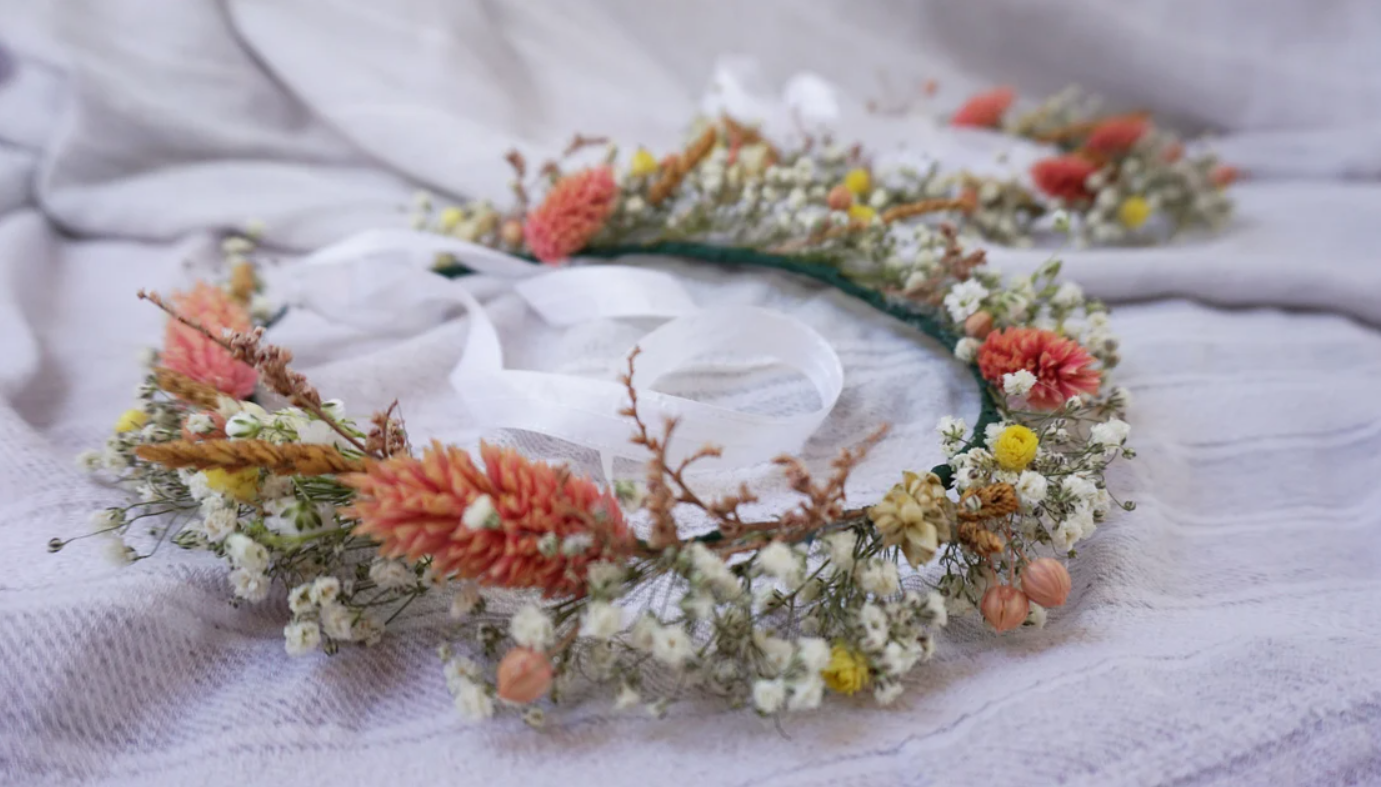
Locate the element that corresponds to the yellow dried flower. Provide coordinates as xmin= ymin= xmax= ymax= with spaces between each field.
xmin=821 ymin=644 xmax=870 ymax=695
xmin=438 ymin=207 xmax=464 ymax=232
xmin=869 ymin=471 xmax=954 ymax=567
xmin=993 ymin=425 xmax=1039 ymax=471
xmin=629 ymin=148 xmax=658 ymax=178
xmin=843 ymin=168 xmax=871 ymax=196
xmin=848 ymin=204 xmax=877 ymax=223
xmin=115 ymin=409 xmax=149 ymax=433
xmin=203 ymin=467 xmax=260 ymax=502
xmin=1118 ymin=196 xmax=1151 ymax=229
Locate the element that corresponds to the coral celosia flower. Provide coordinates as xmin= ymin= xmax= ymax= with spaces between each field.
xmin=977 ymin=328 xmax=1100 ymax=410
xmin=162 ymin=283 xmax=258 ymax=399
xmin=1030 ymin=155 xmax=1098 ymax=202
xmin=951 ymin=86 xmax=1015 ymax=128
xmin=1084 ymin=116 xmax=1148 ymax=155
xmin=522 ymin=166 xmax=618 ymax=263
xmin=342 ymin=441 xmax=631 ymax=598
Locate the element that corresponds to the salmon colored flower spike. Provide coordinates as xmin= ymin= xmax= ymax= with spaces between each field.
xmin=523 ymin=166 xmax=618 ymax=263
xmin=977 ymin=327 xmax=1101 ymax=410
xmin=342 ymin=440 xmax=631 ymax=598
xmin=1084 ymin=116 xmax=1149 ymax=156
xmin=951 ymin=86 xmax=1016 ymax=128
xmin=1030 ymin=155 xmax=1098 ymax=202
xmin=162 ymin=282 xmax=258 ymax=400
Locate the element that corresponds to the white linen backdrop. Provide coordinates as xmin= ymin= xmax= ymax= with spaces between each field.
xmin=1 ymin=2 xmax=1379 ymax=786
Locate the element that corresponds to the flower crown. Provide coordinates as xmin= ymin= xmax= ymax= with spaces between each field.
xmin=61 ymin=100 xmax=1151 ymax=727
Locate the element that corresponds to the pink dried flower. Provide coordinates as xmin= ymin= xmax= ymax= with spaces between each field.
xmin=1031 ymin=155 xmax=1098 ymax=202
xmin=496 ymin=648 xmax=553 ymax=704
xmin=981 ymin=585 xmax=1029 ymax=633
xmin=951 ymin=87 xmax=1016 ymax=128
xmin=523 ymin=166 xmax=618 ymax=263
xmin=1021 ymin=558 xmax=1072 ymax=607
xmin=977 ymin=327 xmax=1101 ymax=410
xmin=343 ymin=440 xmax=631 ymax=598
xmin=162 ymin=283 xmax=257 ymax=399
xmin=1084 ymin=116 xmax=1148 ymax=156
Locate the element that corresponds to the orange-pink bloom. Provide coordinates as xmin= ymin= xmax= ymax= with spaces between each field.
xmin=1083 ymin=115 xmax=1148 ymax=156
xmin=951 ymin=86 xmax=1015 ymax=128
xmin=1030 ymin=155 xmax=1098 ymax=202
xmin=342 ymin=441 xmax=631 ymax=598
xmin=162 ymin=283 xmax=258 ymax=400
xmin=1211 ymin=164 xmax=1240 ymax=188
xmin=977 ymin=327 xmax=1101 ymax=410
xmin=496 ymin=648 xmax=553 ymax=704
xmin=523 ymin=166 xmax=618 ymax=264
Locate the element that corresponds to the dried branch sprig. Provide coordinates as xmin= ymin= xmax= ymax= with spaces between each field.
xmin=136 ymin=439 xmax=365 ymax=475
xmin=504 ymin=149 xmax=530 ymax=209
xmin=153 ymin=366 xmax=225 ymax=411
xmin=563 ymin=133 xmax=609 ymax=158
xmin=648 ymin=126 xmax=718 ymax=206
xmin=364 ymin=401 xmax=410 ymax=458
xmin=882 ymin=194 xmax=977 ymax=223
xmin=138 ymin=289 xmax=376 ymax=458
xmin=770 ymin=425 xmax=888 ymax=538
xmin=901 ymin=224 xmax=986 ymax=302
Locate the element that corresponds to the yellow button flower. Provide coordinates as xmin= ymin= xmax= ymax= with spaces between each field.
xmin=1118 ymin=196 xmax=1152 ymax=229
xmin=821 ymin=644 xmax=871 ymax=695
xmin=203 ymin=467 xmax=260 ymax=502
xmin=993 ymin=424 xmax=1039 ymax=471
xmin=438 ymin=207 xmax=464 ymax=232
xmin=115 ymin=409 xmax=149 ymax=433
xmin=629 ymin=148 xmax=658 ymax=178
xmin=843 ymin=168 xmax=871 ymax=196
xmin=848 ymin=204 xmax=877 ymax=223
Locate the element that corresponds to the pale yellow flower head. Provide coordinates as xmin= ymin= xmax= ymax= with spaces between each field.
xmin=204 ymin=467 xmax=260 ymax=503
xmin=868 ymin=471 xmax=955 ymax=567
xmin=821 ymin=644 xmax=870 ymax=695
xmin=114 ymin=409 xmax=149 ymax=434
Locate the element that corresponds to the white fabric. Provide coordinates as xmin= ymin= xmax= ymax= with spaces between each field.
xmin=1 ymin=3 xmax=1380 ymax=787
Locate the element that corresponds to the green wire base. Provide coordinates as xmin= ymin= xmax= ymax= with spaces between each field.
xmin=434 ymin=241 xmax=1001 ymax=488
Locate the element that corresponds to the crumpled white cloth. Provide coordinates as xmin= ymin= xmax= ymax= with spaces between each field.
xmin=1 ymin=3 xmax=1379 ymax=787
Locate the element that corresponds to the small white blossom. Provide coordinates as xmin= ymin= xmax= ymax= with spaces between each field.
xmin=757 ymin=541 xmax=803 ymax=588
xmin=924 ymin=591 xmax=948 ymax=628
xmin=1016 ymin=471 xmax=1048 ymax=505
xmin=585 ymin=561 xmax=625 ymax=596
xmin=229 ymin=568 xmax=270 ymax=603
xmin=320 ymin=602 xmax=354 ymax=640
xmin=309 ymin=576 xmax=341 ymax=605
xmin=686 ymin=542 xmax=740 ymax=598
xmin=579 ymin=601 xmax=622 ymax=640
xmin=1062 ymin=474 xmax=1099 ymax=504
xmin=185 ymin=413 xmax=215 ymax=435
xmin=797 ymin=637 xmax=831 ymax=672
xmin=874 ymin=681 xmax=905 ymax=706
xmin=225 ymin=412 xmax=261 ymax=439
xmin=756 ymin=634 xmax=794 ymax=677
xmin=787 ymin=187 xmax=807 ymax=208
xmin=452 ymin=678 xmax=494 ymax=722
xmin=368 ymin=559 xmax=414 ymax=590
xmin=943 ymin=280 xmax=990 ymax=322
xmin=560 ymin=533 xmax=594 ymax=556
xmin=75 ymin=449 xmax=102 ymax=472
xmin=288 ymin=583 xmax=314 ymax=614
xmin=752 ymin=679 xmax=787 ymax=714
xmin=1090 ymin=418 xmax=1131 ymax=447
xmin=1026 ymin=602 xmax=1048 ymax=629
xmin=822 ymin=531 xmax=857 ymax=572
xmin=443 ymin=655 xmax=480 ymax=691
xmin=630 ymin=615 xmax=660 ymax=651
xmin=879 ymin=640 xmax=922 ymax=677
xmin=259 ymin=476 xmax=294 ymax=500
xmin=284 ymin=620 xmax=321 ymax=656
xmin=614 ymin=683 xmax=641 ymax=710
xmin=201 ymin=507 xmax=238 ymax=542
xmin=955 ymin=337 xmax=981 ymax=362
xmin=1003 ymin=369 xmax=1037 ymax=397
xmin=787 ymin=675 xmax=824 ymax=711
xmin=1052 ymin=282 xmax=1084 ymax=307
xmin=225 ymin=533 xmax=269 ymax=574
xmin=510 ymin=605 xmax=554 ymax=650
xmin=856 ymin=559 xmax=900 ymax=597
xmin=681 ymin=592 xmax=716 ymax=621
xmin=186 ymin=472 xmax=213 ymax=501
xmin=462 ymin=494 xmax=499 ymax=530
xmin=651 ymin=625 xmax=694 ymax=669
xmin=101 ymin=537 xmax=134 ymax=566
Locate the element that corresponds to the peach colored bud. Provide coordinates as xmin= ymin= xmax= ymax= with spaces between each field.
xmin=1161 ymin=141 xmax=1184 ymax=163
xmin=1211 ymin=164 xmax=1240 ymax=188
xmin=500 ymin=218 xmax=525 ymax=247
xmin=496 ymin=647 xmax=552 ymax=704
xmin=1021 ymin=558 xmax=1071 ymax=607
xmin=964 ymin=310 xmax=994 ymax=339
xmin=981 ymin=585 xmax=1029 ymax=633
xmin=827 ymin=184 xmax=854 ymax=211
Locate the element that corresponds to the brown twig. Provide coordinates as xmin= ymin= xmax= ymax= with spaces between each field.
xmin=153 ymin=367 xmax=225 ymax=410
xmin=648 ymin=126 xmax=718 ymax=206
xmin=138 ymin=290 xmax=377 ymax=458
xmin=881 ymin=194 xmax=977 ymax=223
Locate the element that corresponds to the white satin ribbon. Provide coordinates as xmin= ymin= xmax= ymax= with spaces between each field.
xmin=266 ymin=230 xmax=844 ymax=478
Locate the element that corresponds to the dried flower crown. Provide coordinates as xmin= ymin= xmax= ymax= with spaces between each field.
xmin=61 ymin=104 xmax=1148 ymax=727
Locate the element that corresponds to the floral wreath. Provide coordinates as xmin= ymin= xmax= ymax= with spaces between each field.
xmin=62 ymin=111 xmax=1141 ymax=727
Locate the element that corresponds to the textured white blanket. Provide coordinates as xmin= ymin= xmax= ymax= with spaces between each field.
xmin=2 ymin=3 xmax=1379 ymax=786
